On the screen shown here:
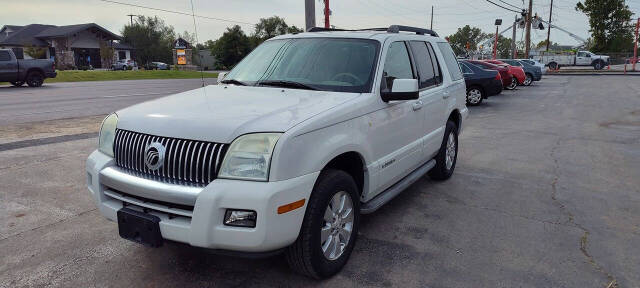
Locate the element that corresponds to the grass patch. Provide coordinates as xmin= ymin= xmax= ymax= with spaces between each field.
xmin=1 ymin=70 xmax=217 ymax=86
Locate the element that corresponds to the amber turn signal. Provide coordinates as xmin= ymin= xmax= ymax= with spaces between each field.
xmin=277 ymin=199 xmax=305 ymax=214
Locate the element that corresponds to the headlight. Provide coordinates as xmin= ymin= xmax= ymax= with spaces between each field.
xmin=98 ymin=113 xmax=118 ymax=157
xmin=218 ymin=133 xmax=282 ymax=181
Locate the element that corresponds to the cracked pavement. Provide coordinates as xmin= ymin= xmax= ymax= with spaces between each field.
xmin=1 ymin=76 xmax=639 ymax=287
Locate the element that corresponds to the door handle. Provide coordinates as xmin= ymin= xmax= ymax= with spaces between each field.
xmin=412 ymin=100 xmax=423 ymax=111
xmin=442 ymin=91 xmax=451 ymax=99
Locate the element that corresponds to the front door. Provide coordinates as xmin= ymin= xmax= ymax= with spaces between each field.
xmin=366 ymin=41 xmax=425 ymax=199
xmin=576 ymin=51 xmax=591 ymax=65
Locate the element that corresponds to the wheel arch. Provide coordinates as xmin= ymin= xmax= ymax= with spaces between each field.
xmin=448 ymin=109 xmax=462 ymax=132
xmin=319 ymin=151 xmax=367 ymax=197
xmin=25 ymin=67 xmax=44 ymax=77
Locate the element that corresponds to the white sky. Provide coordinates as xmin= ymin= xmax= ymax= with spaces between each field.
xmin=2 ymin=0 xmax=639 ymax=47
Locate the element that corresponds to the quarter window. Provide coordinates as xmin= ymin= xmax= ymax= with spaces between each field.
xmin=436 ymin=42 xmax=463 ymax=81
xmin=426 ymin=43 xmax=442 ymax=84
xmin=408 ymin=41 xmax=437 ymax=89
xmin=460 ymin=62 xmax=473 ymax=74
xmin=381 ymin=42 xmax=414 ymax=92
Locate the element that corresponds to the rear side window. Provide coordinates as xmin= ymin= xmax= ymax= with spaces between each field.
xmin=408 ymin=41 xmax=437 ymax=89
xmin=381 ymin=42 xmax=414 ymax=92
xmin=0 ymin=51 xmax=11 ymax=61
xmin=436 ymin=42 xmax=463 ymax=81
xmin=460 ymin=63 xmax=473 ymax=74
xmin=426 ymin=43 xmax=442 ymax=84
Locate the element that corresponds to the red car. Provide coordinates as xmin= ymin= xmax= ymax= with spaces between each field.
xmin=466 ymin=60 xmax=515 ymax=90
xmin=484 ymin=60 xmax=526 ymax=88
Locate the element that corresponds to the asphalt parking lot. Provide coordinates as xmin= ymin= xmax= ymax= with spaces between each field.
xmin=1 ymin=76 xmax=639 ymax=287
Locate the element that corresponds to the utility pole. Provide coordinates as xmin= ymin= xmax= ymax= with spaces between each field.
xmin=324 ymin=0 xmax=330 ymax=29
xmin=524 ymin=0 xmax=533 ymax=57
xmin=305 ymin=0 xmax=316 ymax=31
xmin=546 ymin=0 xmax=553 ymax=51
xmin=126 ymin=14 xmax=137 ymax=26
xmin=633 ymin=18 xmax=639 ymax=71
xmin=511 ymin=15 xmax=517 ymax=58
xmin=430 ymin=6 xmax=434 ymax=30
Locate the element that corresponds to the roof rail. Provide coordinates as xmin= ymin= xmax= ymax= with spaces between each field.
xmin=386 ymin=25 xmax=438 ymax=37
xmin=307 ymin=25 xmax=439 ymax=37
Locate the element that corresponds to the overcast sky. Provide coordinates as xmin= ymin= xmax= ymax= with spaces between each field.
xmin=2 ymin=0 xmax=639 ymax=47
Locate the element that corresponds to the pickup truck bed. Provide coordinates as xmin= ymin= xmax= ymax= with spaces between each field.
xmin=0 ymin=49 xmax=57 ymax=87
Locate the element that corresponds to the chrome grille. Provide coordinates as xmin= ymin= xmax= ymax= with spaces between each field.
xmin=114 ymin=129 xmax=227 ymax=186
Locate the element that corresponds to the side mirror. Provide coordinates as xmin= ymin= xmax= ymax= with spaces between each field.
xmin=381 ymin=79 xmax=419 ymax=102
xmin=217 ymin=72 xmax=227 ymax=84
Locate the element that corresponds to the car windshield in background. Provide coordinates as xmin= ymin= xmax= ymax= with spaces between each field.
xmin=224 ymin=38 xmax=379 ymax=93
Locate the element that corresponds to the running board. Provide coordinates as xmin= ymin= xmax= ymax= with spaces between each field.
xmin=360 ymin=159 xmax=436 ymax=214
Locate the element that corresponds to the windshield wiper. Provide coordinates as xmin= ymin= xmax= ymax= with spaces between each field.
xmin=258 ymin=80 xmax=317 ymax=90
xmin=220 ymin=79 xmax=248 ymax=86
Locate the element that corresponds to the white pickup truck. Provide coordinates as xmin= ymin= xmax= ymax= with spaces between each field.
xmin=534 ymin=50 xmax=610 ymax=70
xmin=86 ymin=25 xmax=468 ymax=278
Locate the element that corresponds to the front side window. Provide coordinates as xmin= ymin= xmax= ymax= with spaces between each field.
xmin=0 ymin=50 xmax=10 ymax=61
xmin=380 ymin=41 xmax=414 ymax=92
xmin=436 ymin=42 xmax=463 ymax=81
xmin=408 ymin=41 xmax=437 ymax=89
xmin=224 ymin=38 xmax=379 ymax=93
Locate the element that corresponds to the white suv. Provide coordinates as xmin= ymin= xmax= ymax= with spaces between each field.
xmin=86 ymin=25 xmax=468 ymax=278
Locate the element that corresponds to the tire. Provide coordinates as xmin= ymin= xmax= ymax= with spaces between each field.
xmin=466 ymin=86 xmax=484 ymax=106
xmin=506 ymin=78 xmax=517 ymax=90
xmin=122 ymin=66 xmax=127 ymax=71
xmin=10 ymin=81 xmax=24 ymax=87
xmin=593 ymin=61 xmax=603 ymax=70
xmin=523 ymin=73 xmax=533 ymax=86
xmin=429 ymin=120 xmax=458 ymax=181
xmin=285 ymin=169 xmax=360 ymax=279
xmin=26 ymin=71 xmax=44 ymax=87
xmin=549 ymin=62 xmax=558 ymax=70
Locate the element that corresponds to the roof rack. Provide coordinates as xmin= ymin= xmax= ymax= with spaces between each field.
xmin=307 ymin=25 xmax=438 ymax=37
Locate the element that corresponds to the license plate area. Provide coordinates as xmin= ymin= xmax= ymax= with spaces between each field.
xmin=117 ymin=207 xmax=163 ymax=247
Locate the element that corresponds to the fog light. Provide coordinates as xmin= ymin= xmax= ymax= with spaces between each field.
xmin=224 ymin=210 xmax=257 ymax=228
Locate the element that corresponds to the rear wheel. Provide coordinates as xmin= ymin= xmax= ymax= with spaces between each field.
xmin=10 ymin=81 xmax=24 ymax=87
xmin=523 ymin=73 xmax=533 ymax=86
xmin=285 ymin=169 xmax=360 ymax=279
xmin=466 ymin=87 xmax=484 ymax=106
xmin=429 ymin=120 xmax=458 ymax=181
xmin=549 ymin=62 xmax=558 ymax=70
xmin=593 ymin=61 xmax=604 ymax=70
xmin=26 ymin=71 xmax=44 ymax=87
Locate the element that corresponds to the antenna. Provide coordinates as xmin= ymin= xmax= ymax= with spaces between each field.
xmin=189 ymin=0 xmax=206 ymax=88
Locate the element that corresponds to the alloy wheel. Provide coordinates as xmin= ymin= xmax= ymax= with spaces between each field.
xmin=445 ymin=132 xmax=456 ymax=170
xmin=321 ymin=191 xmax=354 ymax=261
xmin=524 ymin=75 xmax=532 ymax=86
xmin=467 ymin=89 xmax=482 ymax=104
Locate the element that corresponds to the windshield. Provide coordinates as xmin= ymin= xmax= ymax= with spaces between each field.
xmin=224 ymin=38 xmax=380 ymax=93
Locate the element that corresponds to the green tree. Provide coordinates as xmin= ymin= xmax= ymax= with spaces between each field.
xmin=251 ymin=16 xmax=303 ymax=47
xmin=121 ymin=16 xmax=176 ymax=65
xmin=486 ymin=34 xmax=513 ymax=58
xmin=23 ymin=44 xmax=47 ymax=59
xmin=210 ymin=25 xmax=252 ymax=70
xmin=99 ymin=40 xmax=115 ymax=67
xmin=576 ymin=0 xmax=634 ymax=52
xmin=447 ymin=25 xmax=488 ymax=55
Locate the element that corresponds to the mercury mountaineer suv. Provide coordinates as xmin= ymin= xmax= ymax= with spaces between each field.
xmin=86 ymin=25 xmax=468 ymax=279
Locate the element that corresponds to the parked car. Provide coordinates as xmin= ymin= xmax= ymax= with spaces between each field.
xmin=466 ymin=60 xmax=515 ymax=90
xmin=0 ymin=49 xmax=56 ymax=87
xmin=517 ymin=58 xmax=547 ymax=74
xmin=483 ymin=60 xmax=526 ymax=87
xmin=499 ymin=59 xmax=542 ymax=86
xmin=459 ymin=60 xmax=502 ymax=105
xmin=533 ymin=50 xmax=610 ymax=70
xmin=145 ymin=62 xmax=169 ymax=70
xmin=86 ymin=25 xmax=468 ymax=279
xmin=112 ymin=59 xmax=137 ymax=70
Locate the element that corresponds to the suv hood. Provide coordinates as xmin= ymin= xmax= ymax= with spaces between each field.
xmin=116 ymin=85 xmax=360 ymax=143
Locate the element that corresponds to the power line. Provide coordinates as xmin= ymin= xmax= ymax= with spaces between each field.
xmin=497 ymin=0 xmax=523 ymax=10
xmin=484 ymin=0 xmax=523 ymax=13
xmin=98 ymin=0 xmax=255 ymax=25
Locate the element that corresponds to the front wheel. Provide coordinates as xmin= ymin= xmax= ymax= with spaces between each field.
xmin=466 ymin=87 xmax=484 ymax=106
xmin=285 ymin=170 xmax=360 ymax=279
xmin=593 ymin=61 xmax=604 ymax=70
xmin=429 ymin=120 xmax=458 ymax=181
xmin=506 ymin=78 xmax=517 ymax=90
xmin=523 ymin=74 xmax=533 ymax=86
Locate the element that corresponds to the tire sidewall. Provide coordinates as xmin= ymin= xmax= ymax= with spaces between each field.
xmin=305 ymin=170 xmax=360 ymax=278
xmin=429 ymin=121 xmax=458 ymax=180
xmin=524 ymin=74 xmax=532 ymax=86
xmin=27 ymin=72 xmax=43 ymax=87
xmin=466 ymin=87 xmax=483 ymax=105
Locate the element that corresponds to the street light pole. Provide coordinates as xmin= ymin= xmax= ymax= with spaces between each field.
xmin=324 ymin=0 xmax=330 ymax=29
xmin=493 ymin=19 xmax=502 ymax=60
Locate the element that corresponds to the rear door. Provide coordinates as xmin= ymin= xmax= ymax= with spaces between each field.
xmin=407 ymin=41 xmax=447 ymax=159
xmin=0 ymin=50 xmax=18 ymax=82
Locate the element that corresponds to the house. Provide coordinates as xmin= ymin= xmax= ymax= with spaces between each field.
xmin=0 ymin=23 xmax=134 ymax=68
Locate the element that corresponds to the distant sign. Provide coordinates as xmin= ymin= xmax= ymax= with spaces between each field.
xmin=177 ymin=49 xmax=186 ymax=65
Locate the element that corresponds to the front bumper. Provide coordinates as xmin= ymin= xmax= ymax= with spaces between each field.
xmin=86 ymin=150 xmax=318 ymax=252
